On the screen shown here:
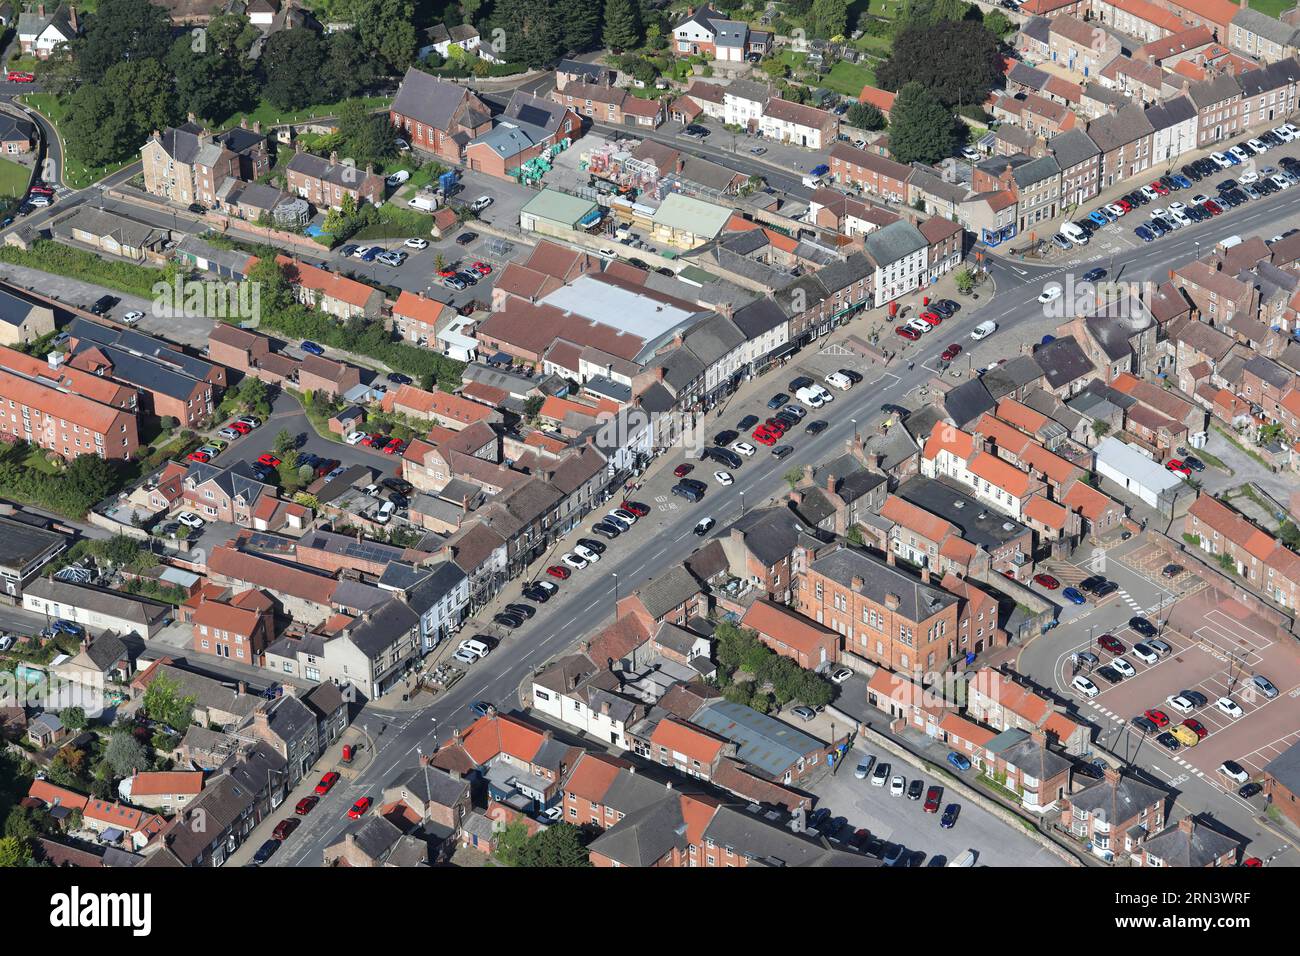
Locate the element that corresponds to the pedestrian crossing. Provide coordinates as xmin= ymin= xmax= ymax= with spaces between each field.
xmin=1116 ymin=588 xmax=1143 ymax=613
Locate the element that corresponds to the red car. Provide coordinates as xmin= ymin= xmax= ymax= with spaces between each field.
xmin=1182 ymin=718 xmax=1208 ymax=739
xmin=919 ymin=311 xmax=942 ymax=326
xmin=1116 ymin=199 xmax=1133 ymax=212
xmin=347 ymin=796 xmax=371 ymax=819
xmin=437 ymin=268 xmax=459 ymax=278
xmin=764 ymin=419 xmax=787 ymax=434
xmin=1166 ymin=459 xmax=1191 ymax=476
xmin=673 ymin=463 xmax=693 ymax=478
xmin=6 ymin=71 xmax=35 ymax=83
xmin=1033 ymin=573 xmax=1060 ymax=589
xmin=895 ymin=325 xmax=921 ymax=341
xmin=546 ymin=565 xmax=571 ymax=580
xmin=230 ymin=421 xmax=252 ymax=435
xmin=622 ymin=501 xmax=650 ymax=517
xmin=1098 ymin=634 xmax=1126 ymax=654
xmin=314 ymin=771 xmax=340 ymax=795
xmin=272 ymin=818 xmax=300 ymax=840
xmin=1144 ymin=709 xmax=1170 ymax=728
xmin=940 ymin=343 xmax=962 ymax=362
xmin=923 ymin=786 xmax=942 ymax=813
xmin=363 ymin=433 xmax=385 ymax=447
xmin=294 ymin=795 xmax=319 ymax=815
xmin=187 ymin=451 xmax=211 ymax=463
xmin=1243 ymin=857 xmax=1262 ymax=867
xmin=1203 ymin=200 xmax=1223 ymax=216
xmin=752 ymin=427 xmax=778 ymax=446
xmin=1150 ymin=180 xmax=1170 ymax=196
xmin=384 ymin=438 xmax=405 ymax=455
xmin=29 ymin=185 xmax=54 ymax=196
xmin=471 ymin=261 xmax=493 ymax=275
xmin=257 ymin=453 xmax=282 ymax=468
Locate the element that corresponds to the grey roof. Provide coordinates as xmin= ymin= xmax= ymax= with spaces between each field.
xmin=1002 ymin=737 xmax=1072 ymax=779
xmin=338 ymin=814 xmax=407 ymax=861
xmin=1142 ymin=818 xmax=1239 ymax=867
xmin=0 ymin=514 xmax=64 ymax=569
xmin=391 ymin=67 xmax=479 ymax=130
xmin=25 ymin=578 xmax=170 ymax=630
xmin=651 ymin=621 xmax=702 ymax=657
xmin=0 ymin=113 xmax=34 ymax=144
xmin=388 ymin=762 xmax=469 ymax=808
xmin=1143 ymin=95 xmax=1197 ymax=133
xmin=402 ymin=561 xmax=467 ymax=616
xmin=1086 ymin=103 xmax=1153 ymax=152
xmin=470 ymin=123 xmax=537 ymax=160
xmin=1008 ymin=60 xmax=1049 ymax=88
xmin=702 ymin=805 xmax=879 ymax=867
xmin=1033 ymin=336 xmax=1096 ymax=390
xmin=67 ymin=319 xmax=217 ymax=382
xmin=713 ymin=19 xmax=748 ymax=46
xmin=154 ymin=663 xmax=258 ymax=720
xmin=82 ymin=631 xmax=128 ymax=672
xmin=683 ymin=313 xmax=745 ymax=368
xmin=862 ymin=220 xmax=928 ymax=267
xmin=147 ymin=774 xmax=254 ymax=865
xmin=71 ymin=340 xmax=203 ymax=402
xmin=185 ymin=459 xmax=272 ymax=507
xmin=343 ymin=599 xmax=419 ymax=660
xmin=1019 ymin=17 xmax=1051 ymax=47
xmin=303 ymin=680 xmax=346 ymax=720
xmin=1012 ymin=155 xmax=1060 ymax=189
xmin=638 ymin=381 xmax=676 ymax=414
xmin=1085 ymin=315 xmax=1136 ymax=362
xmin=556 ymin=58 xmax=611 ymax=82
xmin=285 ymin=151 xmax=379 ymax=190
xmin=981 ymin=355 xmax=1046 ymax=400
xmin=633 ymin=565 xmax=701 ymax=619
xmin=944 ymin=378 xmax=996 ymax=428
xmin=1238 ymin=56 xmax=1300 ymax=97
xmin=813 ymin=252 xmax=874 ymax=295
xmin=1070 ymin=771 xmax=1166 ymax=825
xmin=725 ymin=79 xmax=771 ymax=104
xmin=1263 ymin=739 xmax=1300 ymax=793
xmin=260 ymin=695 xmax=315 ymax=745
xmin=1184 ymin=72 xmax=1242 ymax=110
xmin=586 ymin=785 xmax=689 ymax=866
xmin=896 ymin=475 xmax=1031 ymax=550
xmin=1231 ymin=10 xmax=1300 ymax=49
xmin=724 ymin=506 xmax=817 ymax=566
xmin=1048 ymin=128 xmax=1100 ymax=169
xmin=654 ymin=346 xmax=706 ymax=393
xmin=692 ymin=699 xmax=824 ymax=780
xmin=808 ymin=544 xmax=958 ymax=621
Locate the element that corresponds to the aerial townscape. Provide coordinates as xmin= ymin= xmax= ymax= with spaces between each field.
xmin=0 ymin=0 xmax=1296 ymax=889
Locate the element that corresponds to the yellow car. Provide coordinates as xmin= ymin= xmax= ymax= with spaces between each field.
xmin=1169 ymin=724 xmax=1199 ymax=748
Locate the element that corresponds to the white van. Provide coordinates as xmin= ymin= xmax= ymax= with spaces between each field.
xmin=825 ymin=371 xmax=853 ymax=391
xmin=969 ymin=320 xmax=997 ymax=341
xmin=459 ymin=638 xmax=490 ymax=659
xmin=1060 ymin=222 xmax=1089 ymax=245
xmin=796 ymin=385 xmax=826 ymax=408
xmin=947 ymin=849 xmax=977 ymax=867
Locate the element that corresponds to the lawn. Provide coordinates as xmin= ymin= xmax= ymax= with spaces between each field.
xmin=0 ymin=158 xmax=29 ymax=197
xmin=212 ymin=95 xmax=392 ymax=131
xmin=1228 ymin=0 xmax=1291 ymax=16
xmin=821 ymin=60 xmax=876 ymax=97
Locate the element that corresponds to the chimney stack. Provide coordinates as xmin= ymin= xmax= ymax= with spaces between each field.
xmin=1103 ymin=766 xmax=1121 ymax=786
xmin=802 ymin=464 xmax=814 ymax=485
xmin=850 ymin=575 xmax=865 ymax=590
xmin=1177 ymin=816 xmax=1195 ymax=835
xmin=884 ymin=592 xmax=901 ymax=610
xmin=237 ymin=680 xmax=247 ymax=695
xmin=69 ymin=5 xmax=77 ymax=31
xmin=920 ymin=567 xmax=930 ymax=584
xmin=886 ymin=550 xmax=897 ymax=566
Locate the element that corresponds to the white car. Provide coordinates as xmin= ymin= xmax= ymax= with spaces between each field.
xmin=573 ymin=544 xmax=601 ymax=563
xmin=470 ymin=196 xmax=494 ymax=212
xmin=889 ymin=775 xmax=906 ymax=797
xmin=731 ymin=441 xmax=756 ymax=457
xmin=1111 ymin=658 xmax=1136 ymax=679
xmin=404 ymin=237 xmax=428 ymax=249
xmin=598 ymin=248 xmax=618 ymax=259
xmin=905 ymin=318 xmax=932 ymax=335
xmin=1165 ymin=694 xmax=1195 ymax=716
xmin=831 ymin=667 xmax=853 ymax=684
xmin=1216 ymin=696 xmax=1244 ymax=718
xmin=1282 ymin=123 xmax=1300 ymax=139
xmin=237 ymin=416 xmax=261 ymax=428
xmin=969 ymin=320 xmax=997 ymax=340
xmin=1140 ymin=185 xmax=1159 ymax=201
xmin=1211 ymin=152 xmax=1233 ymax=168
xmin=345 ymin=431 xmax=368 ymax=445
xmin=385 ymin=170 xmax=411 ymax=186
xmin=1170 ymin=208 xmax=1191 ymax=226
xmin=1249 ymin=138 xmax=1269 ymax=152
xmin=713 ymin=470 xmax=734 ymax=486
xmin=1239 ymin=170 xmax=1259 ymax=185
xmin=1271 ymin=174 xmax=1291 ymax=190
xmin=1218 ymin=761 xmax=1249 ymax=784
xmin=452 ymin=648 xmax=478 ymax=665
xmin=1168 ymin=201 xmax=1186 ymax=213
xmin=561 ymin=553 xmax=589 ymax=570
xmin=1131 ymin=644 xmax=1159 ymax=665
xmin=1104 ymin=202 xmax=1126 ymax=218
xmin=457 ymin=639 xmax=489 ymax=659
xmin=121 ymin=310 xmax=144 ymax=324
xmin=1071 ymin=675 xmax=1100 ymax=699
xmin=176 ymin=511 xmax=205 ymax=529
xmin=1038 ymin=285 xmax=1063 ymax=304
xmin=1229 ymin=146 xmax=1251 ymax=162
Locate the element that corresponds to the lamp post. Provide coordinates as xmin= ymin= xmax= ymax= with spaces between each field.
xmin=611 ymin=572 xmax=619 ymax=614
xmin=739 ymin=490 xmax=746 ymax=517
xmin=851 ymin=418 xmax=858 ymax=441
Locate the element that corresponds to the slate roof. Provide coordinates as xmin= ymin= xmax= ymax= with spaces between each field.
xmin=692 ymin=700 xmax=824 ymax=780
xmin=1263 ymin=740 xmax=1300 ymax=794
xmin=343 ymin=599 xmax=419 ymax=660
xmin=390 ymin=67 xmax=481 ymax=130
xmin=724 ymin=506 xmax=816 ymax=567
xmin=862 ymin=220 xmax=928 ymax=267
xmin=1033 ymin=336 xmax=1096 ymax=390
xmin=944 ymin=378 xmax=996 ymax=428
xmin=1069 ymin=771 xmax=1166 ymax=825
xmin=388 ymin=763 xmax=469 ymax=808
xmin=1231 ymin=10 xmax=1300 ymax=49
xmin=1012 ymin=155 xmax=1060 ymax=188
xmin=1086 ymin=104 xmax=1154 ymax=152
xmin=1142 ymin=818 xmax=1238 ymax=867
xmin=1237 ymin=56 xmax=1300 ymax=97
xmin=808 ymin=545 xmax=958 ymax=621
xmin=981 ymin=355 xmax=1046 ymax=400
xmin=633 ymin=565 xmax=701 ymax=619
xmin=702 ymin=805 xmax=879 ymax=867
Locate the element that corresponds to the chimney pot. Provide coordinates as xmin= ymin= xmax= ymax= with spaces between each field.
xmin=884 ymin=592 xmax=901 ymax=609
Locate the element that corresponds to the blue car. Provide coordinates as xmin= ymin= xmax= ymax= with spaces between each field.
xmin=1135 ymin=225 xmax=1154 ymax=242
xmin=1088 ymin=211 xmax=1109 ymax=227
xmin=359 ymin=246 xmax=382 ymax=261
xmin=1171 ymin=174 xmax=1192 ymax=189
xmin=1063 ymin=587 xmax=1087 ymax=605
xmin=469 ymin=700 xmax=492 ymax=718
xmin=946 ymin=751 xmax=971 ymax=772
xmin=301 ymin=340 xmax=325 ymax=356
xmin=1223 ymin=152 xmax=1240 ymax=165
xmin=52 ymin=619 xmax=83 ymax=636
xmin=940 ymin=804 xmax=960 ymax=829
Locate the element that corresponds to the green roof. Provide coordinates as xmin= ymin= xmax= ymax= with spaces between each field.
xmin=650 ymin=193 xmax=731 ymax=239
xmin=520 ymin=188 xmax=598 ymax=226
xmin=677 ymin=265 xmax=716 ymax=284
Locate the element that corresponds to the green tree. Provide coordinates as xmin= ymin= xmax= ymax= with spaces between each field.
xmin=0 ymin=836 xmax=30 ymax=867
xmin=1092 ymin=420 xmax=1110 ymax=439
xmin=887 ymin=82 xmax=957 ymax=166
xmin=142 ymin=673 xmax=196 ymax=730
xmin=954 ymin=266 xmax=976 ymax=294
xmin=322 ymin=31 xmax=376 ymax=102
xmin=105 ymin=732 xmax=149 ymax=779
xmin=497 ymin=0 xmax=564 ymax=67
xmin=59 ymin=707 xmax=88 ymax=731
xmin=517 ymin=823 xmax=591 ymax=866
xmin=261 ymin=28 xmax=326 ymax=110
xmin=522 ymin=395 xmax=544 ymax=422
xmin=235 ymin=376 xmax=272 ymax=417
xmin=493 ymin=818 xmax=530 ymax=865
xmin=877 ymin=19 xmax=1003 ymax=109
xmin=338 ymin=100 xmax=396 ymax=167
xmin=603 ymin=0 xmax=644 ymax=52
xmin=167 ymin=33 xmax=257 ymax=123
xmin=807 ymin=0 xmax=850 ymax=38
xmin=35 ymin=44 xmax=80 ymax=97
xmin=274 ymin=429 xmax=298 ymax=454
xmin=353 ymin=0 xmax=419 ymax=73
xmin=846 ymin=102 xmax=886 ymax=131
xmin=556 ymin=0 xmax=601 ymax=54
xmin=73 ymin=0 xmax=173 ymax=82
xmin=783 ymin=465 xmax=805 ymax=489
xmin=983 ymin=9 xmax=1016 ymax=37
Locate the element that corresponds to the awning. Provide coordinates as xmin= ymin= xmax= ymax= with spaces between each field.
xmin=771 ymin=342 xmax=799 ymax=360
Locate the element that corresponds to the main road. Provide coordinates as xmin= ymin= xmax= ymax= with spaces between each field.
xmin=273 ymin=179 xmax=1300 ymax=865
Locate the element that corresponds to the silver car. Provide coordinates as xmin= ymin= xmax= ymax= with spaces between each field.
xmin=1251 ymin=675 xmax=1279 ymax=699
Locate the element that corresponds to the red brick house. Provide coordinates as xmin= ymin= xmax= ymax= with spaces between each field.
xmin=1061 ymin=766 xmax=1167 ymax=860
xmin=828 ymin=142 xmax=912 ymax=203
xmin=389 ymin=67 xmax=493 ymax=164
xmin=181 ymin=584 xmax=275 ymax=665
xmin=740 ymin=599 xmax=839 ymax=669
xmin=297 ymin=355 xmax=361 ymax=400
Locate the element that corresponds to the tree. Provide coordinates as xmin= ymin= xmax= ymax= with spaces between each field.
xmin=1092 ymin=420 xmax=1110 ymax=439
xmin=522 ymin=395 xmax=544 ymax=421
xmin=783 ymin=465 xmax=805 ymax=489
xmin=35 ymin=44 xmax=80 ymax=97
xmin=141 ymin=673 xmax=196 ymax=730
xmin=886 ymin=82 xmax=957 ymax=165
xmin=556 ymin=0 xmax=601 ymax=54
xmin=603 ymin=0 xmax=643 ymax=52
xmin=493 ymin=818 xmax=531 ymax=865
xmin=321 ymin=31 xmax=376 ymax=102
xmin=807 ymin=0 xmax=850 ymax=38
xmin=846 ymin=102 xmax=886 ymax=131
xmin=0 ymin=836 xmax=30 ymax=868
xmin=517 ymin=823 xmax=591 ymax=866
xmin=274 ymin=429 xmax=297 ymax=454
xmin=74 ymin=0 xmax=173 ymax=83
xmin=105 ymin=732 xmax=148 ymax=779
xmin=338 ymin=100 xmax=396 ymax=167
xmin=261 ymin=29 xmax=326 ymax=111
xmin=877 ymin=19 xmax=1003 ymax=109
xmin=59 ymin=707 xmax=88 ymax=731
xmin=353 ymin=0 xmax=419 ymax=73
xmin=497 ymin=0 xmax=564 ymax=67
xmin=234 ymin=376 xmax=271 ymax=417
xmin=167 ymin=33 xmax=257 ymax=123
xmin=983 ymin=9 xmax=1016 ymax=37
xmin=954 ymin=268 xmax=976 ymax=294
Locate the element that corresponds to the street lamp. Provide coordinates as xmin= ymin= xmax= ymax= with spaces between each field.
xmin=611 ymin=572 xmax=619 ymax=613
xmin=851 ymin=418 xmax=858 ymax=441
xmin=739 ymin=491 xmax=746 ymax=517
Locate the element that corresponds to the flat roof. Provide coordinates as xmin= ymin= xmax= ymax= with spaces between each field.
xmin=651 ymin=193 xmax=732 ymax=238
xmin=520 ymin=188 xmax=598 ymax=226
xmin=896 ymin=475 xmax=1030 ymax=550
xmin=0 ymin=515 xmax=66 ymax=570
xmin=1094 ymin=436 xmax=1183 ymax=494
xmin=540 ymin=274 xmax=699 ymax=342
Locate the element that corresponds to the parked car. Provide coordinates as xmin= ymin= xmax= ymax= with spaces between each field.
xmin=1033 ymin=573 xmax=1060 ymax=589
xmin=1216 ymin=697 xmax=1244 ymax=718
xmin=1219 ymin=760 xmax=1249 ymax=784
xmin=314 ymin=771 xmax=340 ymax=795
xmin=295 ymin=795 xmax=319 ymax=815
xmin=1130 ymin=617 xmax=1157 ymax=637
xmin=271 ymin=818 xmax=299 ymax=841
xmin=1062 ymin=587 xmax=1086 ymax=605
xmin=946 ymin=751 xmax=971 ymax=772
xmin=253 ymin=838 xmax=280 ymax=864
xmin=347 ymin=796 xmax=372 ymax=819
xmin=790 ymin=705 xmax=816 ymax=722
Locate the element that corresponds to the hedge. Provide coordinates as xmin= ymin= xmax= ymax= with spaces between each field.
xmin=0 ymin=240 xmax=177 ymax=298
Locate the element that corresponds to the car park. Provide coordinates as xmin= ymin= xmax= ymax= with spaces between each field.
xmin=1216 ymin=697 xmax=1244 ymax=718
xmin=854 ymin=756 xmax=875 ymax=780
xmin=791 ymin=705 xmax=816 ymax=722
xmin=906 ymin=779 xmax=924 ymax=800
xmin=1129 ymin=617 xmax=1157 ymax=637
xmin=1033 ymin=573 xmax=1060 ymax=589
xmin=1219 ymin=760 xmax=1249 ymax=784
xmin=1169 ymin=725 xmax=1199 ymax=748
xmin=1165 ymin=695 xmax=1195 ymax=715
xmin=1131 ymin=715 xmax=1159 ymax=734
xmin=1155 ymin=732 xmax=1181 ymax=752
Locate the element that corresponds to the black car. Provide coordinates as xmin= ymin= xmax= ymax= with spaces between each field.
xmin=767 ymin=393 xmax=790 ymax=409
xmin=1096 ymin=665 xmax=1124 ymax=684
xmin=805 ymin=420 xmax=828 ymax=435
xmin=388 ymin=493 xmax=409 ymax=509
xmin=880 ymin=403 xmax=909 ymax=417
xmin=1094 ymin=580 xmax=1119 ymax=597
xmin=253 ymin=839 xmax=280 ymax=864
xmin=188 ymin=202 xmax=208 ymax=214
xmin=788 ymin=376 xmax=815 ymax=391
xmin=387 ymin=372 xmax=413 ymax=385
xmin=1130 ymin=616 xmax=1157 ymax=637
xmin=680 ymin=477 xmax=707 ymax=493
xmin=493 ymin=612 xmax=524 ymax=629
xmin=522 ymin=583 xmax=551 ymax=603
xmin=671 ymin=483 xmax=704 ymax=502
xmin=577 ymin=538 xmax=606 ymax=555
xmin=1184 ymin=455 xmax=1205 ymax=472
xmin=940 ymin=805 xmax=960 ymax=829
xmin=838 ymin=368 xmax=865 ymax=384
xmin=1073 ymin=761 xmax=1105 ymax=780
xmin=1180 ymin=689 xmax=1208 ymax=708
xmin=382 ymin=477 xmax=413 ymax=495
xmin=808 ymin=807 xmax=831 ymax=830
xmin=1079 ymin=575 xmax=1107 ymax=593
xmin=1238 ymin=782 xmax=1263 ymax=799
xmin=773 ymin=412 xmax=799 ymax=428
xmin=1162 ymin=563 xmax=1184 ymax=577
xmin=1131 ymin=715 xmax=1160 ymax=734
xmin=505 ymin=603 xmax=535 ymax=620
xmin=713 ymin=430 xmax=739 ymax=447
xmin=1082 ymin=268 xmax=1107 ymax=282
xmin=455 ymin=232 xmax=478 ymax=245
xmin=592 ymin=522 xmax=622 ymax=539
xmin=89 ymin=294 xmax=119 ymax=315
xmin=455 ymin=271 xmax=479 ymax=286
xmin=1155 ymin=732 xmax=1181 ymax=752
xmin=772 ymin=444 xmax=794 ymax=459
xmin=707 ymin=446 xmax=742 ymax=469
xmin=906 ymin=779 xmax=924 ymax=800
xmin=1158 ymin=175 xmax=1176 ymax=191
xmin=737 ymin=415 xmax=759 ymax=430
xmin=1180 ymin=164 xmax=1202 ymax=182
